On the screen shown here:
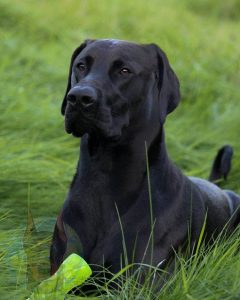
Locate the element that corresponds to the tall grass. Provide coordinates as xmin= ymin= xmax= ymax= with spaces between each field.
xmin=64 ymin=225 xmax=240 ymax=299
xmin=0 ymin=0 xmax=240 ymax=299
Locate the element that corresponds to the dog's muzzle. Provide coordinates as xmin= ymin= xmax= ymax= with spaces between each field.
xmin=65 ymin=85 xmax=129 ymax=140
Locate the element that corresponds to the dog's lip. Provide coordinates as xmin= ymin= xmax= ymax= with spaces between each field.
xmin=107 ymin=134 xmax=122 ymax=143
xmin=65 ymin=118 xmax=73 ymax=134
xmin=65 ymin=109 xmax=129 ymax=141
xmin=71 ymin=131 xmax=82 ymax=137
xmin=69 ymin=124 xmax=123 ymax=141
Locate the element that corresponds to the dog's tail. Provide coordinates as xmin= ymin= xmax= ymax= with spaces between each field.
xmin=209 ymin=145 xmax=233 ymax=185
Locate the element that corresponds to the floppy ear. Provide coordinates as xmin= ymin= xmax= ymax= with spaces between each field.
xmin=150 ymin=44 xmax=180 ymax=123
xmin=61 ymin=39 xmax=94 ymax=115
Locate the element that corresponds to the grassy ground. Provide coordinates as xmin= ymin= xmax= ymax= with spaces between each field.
xmin=0 ymin=0 xmax=240 ymax=299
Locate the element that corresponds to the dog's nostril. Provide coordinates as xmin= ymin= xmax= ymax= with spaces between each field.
xmin=81 ymin=96 xmax=94 ymax=107
xmin=67 ymin=87 xmax=97 ymax=109
xmin=67 ymin=95 xmax=77 ymax=105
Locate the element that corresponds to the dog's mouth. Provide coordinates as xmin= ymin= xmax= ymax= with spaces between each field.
xmin=65 ymin=106 xmax=129 ymax=141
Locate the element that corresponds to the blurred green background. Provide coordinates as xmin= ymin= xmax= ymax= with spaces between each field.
xmin=0 ymin=0 xmax=240 ymax=299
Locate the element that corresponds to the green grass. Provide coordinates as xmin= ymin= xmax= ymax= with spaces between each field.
xmin=0 ymin=0 xmax=240 ymax=299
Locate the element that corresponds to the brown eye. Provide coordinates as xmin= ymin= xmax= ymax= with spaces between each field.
xmin=120 ymin=68 xmax=131 ymax=75
xmin=77 ymin=63 xmax=86 ymax=72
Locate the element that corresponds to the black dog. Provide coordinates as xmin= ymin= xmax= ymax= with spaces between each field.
xmin=50 ymin=39 xmax=240 ymax=277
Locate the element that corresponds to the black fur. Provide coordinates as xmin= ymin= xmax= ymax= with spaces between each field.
xmin=50 ymin=40 xmax=240 ymax=281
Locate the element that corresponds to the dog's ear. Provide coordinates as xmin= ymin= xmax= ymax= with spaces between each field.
xmin=61 ymin=39 xmax=95 ymax=115
xmin=150 ymin=44 xmax=180 ymax=123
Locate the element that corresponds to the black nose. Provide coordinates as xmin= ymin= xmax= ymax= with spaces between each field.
xmin=67 ymin=86 xmax=97 ymax=109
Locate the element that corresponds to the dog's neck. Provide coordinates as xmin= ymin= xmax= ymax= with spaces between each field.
xmin=79 ymin=126 xmax=169 ymax=166
xmin=77 ymin=127 xmax=175 ymax=211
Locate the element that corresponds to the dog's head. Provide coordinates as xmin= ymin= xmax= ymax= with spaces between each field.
xmin=61 ymin=39 xmax=180 ymax=141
